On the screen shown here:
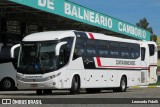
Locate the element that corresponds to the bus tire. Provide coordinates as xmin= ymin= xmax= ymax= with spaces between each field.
xmin=70 ymin=76 xmax=80 ymax=94
xmin=86 ymin=88 xmax=101 ymax=93
xmin=113 ymin=76 xmax=127 ymax=92
xmin=36 ymin=90 xmax=43 ymax=95
xmin=1 ymin=78 xmax=15 ymax=91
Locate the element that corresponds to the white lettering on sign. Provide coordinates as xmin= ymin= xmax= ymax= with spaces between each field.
xmin=64 ymin=2 xmax=113 ymax=29
xmin=118 ymin=22 xmax=146 ymax=39
xmin=38 ymin=0 xmax=54 ymax=10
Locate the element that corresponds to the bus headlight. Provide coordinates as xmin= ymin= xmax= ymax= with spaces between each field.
xmin=47 ymin=72 xmax=61 ymax=80
xmin=16 ymin=75 xmax=23 ymax=80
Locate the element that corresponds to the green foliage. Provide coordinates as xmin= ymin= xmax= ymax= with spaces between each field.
xmin=136 ymin=18 xmax=160 ymax=43
xmin=136 ymin=18 xmax=153 ymax=34
xmin=150 ymin=34 xmax=158 ymax=43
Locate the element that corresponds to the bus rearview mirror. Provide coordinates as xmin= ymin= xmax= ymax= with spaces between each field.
xmin=55 ymin=42 xmax=67 ymax=56
xmin=11 ymin=44 xmax=20 ymax=59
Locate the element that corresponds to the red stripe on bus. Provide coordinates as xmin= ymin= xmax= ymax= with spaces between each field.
xmin=96 ymin=57 xmax=102 ymax=66
xmin=99 ymin=66 xmax=148 ymax=69
xmin=88 ymin=32 xmax=94 ymax=40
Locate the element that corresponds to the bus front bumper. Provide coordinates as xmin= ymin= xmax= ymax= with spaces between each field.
xmin=17 ymin=79 xmax=61 ymax=90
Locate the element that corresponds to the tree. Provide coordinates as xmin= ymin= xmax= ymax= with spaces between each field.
xmin=150 ymin=34 xmax=159 ymax=43
xmin=136 ymin=18 xmax=160 ymax=42
xmin=136 ymin=18 xmax=153 ymax=34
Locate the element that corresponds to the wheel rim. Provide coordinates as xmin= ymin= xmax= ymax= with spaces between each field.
xmin=73 ymin=77 xmax=79 ymax=93
xmin=74 ymin=79 xmax=78 ymax=91
xmin=3 ymin=79 xmax=12 ymax=89
xmin=121 ymin=79 xmax=126 ymax=90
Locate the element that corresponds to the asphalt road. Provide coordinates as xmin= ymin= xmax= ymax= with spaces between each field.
xmin=0 ymin=88 xmax=160 ymax=107
xmin=0 ymin=88 xmax=160 ymax=98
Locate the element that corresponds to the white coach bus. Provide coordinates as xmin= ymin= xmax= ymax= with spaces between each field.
xmin=11 ymin=31 xmax=157 ymax=95
xmin=0 ymin=43 xmax=18 ymax=90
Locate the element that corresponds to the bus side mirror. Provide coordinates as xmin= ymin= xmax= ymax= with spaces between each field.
xmin=11 ymin=44 xmax=20 ymax=59
xmin=11 ymin=44 xmax=20 ymax=69
xmin=55 ymin=42 xmax=67 ymax=56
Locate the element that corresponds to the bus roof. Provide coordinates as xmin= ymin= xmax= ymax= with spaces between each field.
xmin=22 ymin=30 xmax=75 ymax=42
xmin=22 ymin=30 xmax=153 ymax=45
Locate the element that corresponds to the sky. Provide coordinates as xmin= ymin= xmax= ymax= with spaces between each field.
xmin=69 ymin=0 xmax=160 ymax=37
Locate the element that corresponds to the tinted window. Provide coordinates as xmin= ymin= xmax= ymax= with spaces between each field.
xmin=76 ymin=45 xmax=85 ymax=55
xmin=87 ymin=46 xmax=96 ymax=55
xmin=0 ymin=46 xmax=12 ymax=63
xmin=97 ymin=41 xmax=108 ymax=57
xmin=98 ymin=47 xmax=108 ymax=57
xmin=148 ymin=44 xmax=155 ymax=56
xmin=141 ymin=47 xmax=146 ymax=61
xmin=73 ymin=38 xmax=86 ymax=59
xmin=74 ymin=38 xmax=140 ymax=59
xmin=86 ymin=40 xmax=97 ymax=56
xmin=130 ymin=44 xmax=140 ymax=59
xmin=121 ymin=47 xmax=130 ymax=58
xmin=98 ymin=41 xmax=108 ymax=47
xmin=109 ymin=42 xmax=119 ymax=58
xmin=0 ymin=46 xmax=11 ymax=59
xmin=61 ymin=37 xmax=74 ymax=55
xmin=58 ymin=45 xmax=70 ymax=68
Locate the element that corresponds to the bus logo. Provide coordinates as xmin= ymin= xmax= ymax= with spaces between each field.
xmin=2 ymin=99 xmax=11 ymax=104
xmin=34 ymin=64 xmax=40 ymax=71
xmin=84 ymin=59 xmax=93 ymax=64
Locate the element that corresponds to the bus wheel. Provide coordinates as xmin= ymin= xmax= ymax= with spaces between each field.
xmin=36 ymin=90 xmax=43 ymax=95
xmin=86 ymin=88 xmax=101 ymax=93
xmin=1 ymin=78 xmax=15 ymax=91
xmin=113 ymin=76 xmax=127 ymax=92
xmin=70 ymin=76 xmax=80 ymax=94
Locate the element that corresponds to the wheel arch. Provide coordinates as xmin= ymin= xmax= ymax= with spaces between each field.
xmin=1 ymin=77 xmax=15 ymax=84
xmin=0 ymin=77 xmax=16 ymax=90
xmin=71 ymin=74 xmax=81 ymax=88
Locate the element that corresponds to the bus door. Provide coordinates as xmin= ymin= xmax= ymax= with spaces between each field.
xmin=67 ymin=37 xmax=86 ymax=88
xmin=148 ymin=44 xmax=157 ymax=84
xmin=141 ymin=44 xmax=149 ymax=85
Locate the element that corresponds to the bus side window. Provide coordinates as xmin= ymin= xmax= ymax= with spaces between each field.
xmin=0 ymin=46 xmax=12 ymax=61
xmin=86 ymin=40 xmax=97 ymax=57
xmin=58 ymin=45 xmax=69 ymax=68
xmin=98 ymin=47 xmax=108 ymax=57
xmin=120 ymin=47 xmax=130 ymax=59
xmin=61 ymin=37 xmax=74 ymax=56
xmin=119 ymin=43 xmax=130 ymax=59
xmin=87 ymin=46 xmax=96 ymax=56
xmin=73 ymin=38 xmax=86 ymax=60
xmin=97 ymin=41 xmax=108 ymax=57
xmin=148 ymin=44 xmax=155 ymax=56
xmin=130 ymin=44 xmax=140 ymax=59
xmin=141 ymin=47 xmax=146 ymax=61
xmin=109 ymin=42 xmax=119 ymax=58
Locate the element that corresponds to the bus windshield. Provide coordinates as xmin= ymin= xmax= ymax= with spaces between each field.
xmin=18 ymin=41 xmax=58 ymax=74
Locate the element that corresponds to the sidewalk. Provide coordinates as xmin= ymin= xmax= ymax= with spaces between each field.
xmin=131 ymin=85 xmax=160 ymax=88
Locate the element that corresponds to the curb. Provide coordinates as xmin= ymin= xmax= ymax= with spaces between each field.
xmin=131 ymin=86 xmax=160 ymax=88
